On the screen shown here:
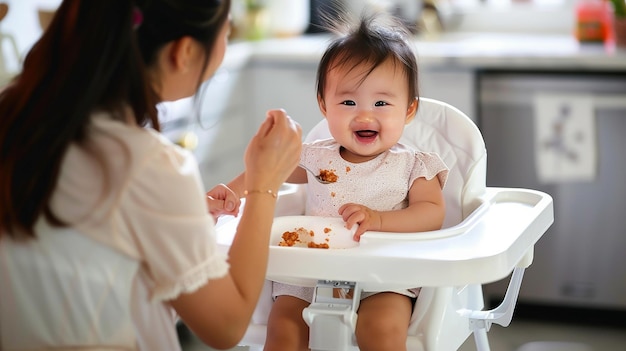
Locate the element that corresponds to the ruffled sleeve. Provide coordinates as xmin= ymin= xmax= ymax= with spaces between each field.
xmin=410 ymin=151 xmax=449 ymax=189
xmin=118 ymin=140 xmax=229 ymax=302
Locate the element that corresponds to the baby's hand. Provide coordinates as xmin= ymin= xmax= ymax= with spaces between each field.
xmin=338 ymin=203 xmax=381 ymax=241
xmin=206 ymin=184 xmax=241 ymax=221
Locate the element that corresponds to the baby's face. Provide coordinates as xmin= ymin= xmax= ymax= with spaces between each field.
xmin=320 ymin=58 xmax=416 ymax=163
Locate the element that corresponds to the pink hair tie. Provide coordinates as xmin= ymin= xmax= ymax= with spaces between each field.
xmin=132 ymin=6 xmax=143 ymax=30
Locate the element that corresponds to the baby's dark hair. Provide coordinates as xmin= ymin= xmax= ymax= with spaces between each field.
xmin=316 ymin=11 xmax=419 ymax=106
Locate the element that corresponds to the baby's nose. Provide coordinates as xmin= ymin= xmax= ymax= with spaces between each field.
xmin=355 ymin=107 xmax=375 ymax=121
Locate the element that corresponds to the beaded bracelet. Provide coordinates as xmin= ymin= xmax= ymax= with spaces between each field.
xmin=243 ymin=189 xmax=277 ymax=198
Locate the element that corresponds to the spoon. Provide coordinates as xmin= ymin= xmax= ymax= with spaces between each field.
xmin=299 ymin=164 xmax=333 ymax=184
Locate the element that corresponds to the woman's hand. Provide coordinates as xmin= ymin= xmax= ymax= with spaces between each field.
xmin=205 ymin=184 xmax=240 ymax=220
xmin=243 ymin=109 xmax=302 ymax=193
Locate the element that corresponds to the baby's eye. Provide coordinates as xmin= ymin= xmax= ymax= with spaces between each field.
xmin=341 ymin=100 xmax=356 ymax=106
xmin=375 ymin=101 xmax=389 ymax=107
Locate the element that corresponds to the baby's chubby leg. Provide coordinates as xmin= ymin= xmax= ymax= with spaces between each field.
xmin=355 ymin=292 xmax=413 ymax=351
xmin=264 ymin=295 xmax=310 ymax=351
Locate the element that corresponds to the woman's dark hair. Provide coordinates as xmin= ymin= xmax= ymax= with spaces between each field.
xmin=316 ymin=11 xmax=419 ymax=107
xmin=0 ymin=0 xmax=230 ymax=238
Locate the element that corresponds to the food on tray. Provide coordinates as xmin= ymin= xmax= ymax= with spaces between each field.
xmin=319 ymin=169 xmax=338 ymax=183
xmin=278 ymin=230 xmax=301 ymax=247
xmin=308 ymin=241 xmax=329 ymax=249
xmin=278 ymin=227 xmax=330 ymax=249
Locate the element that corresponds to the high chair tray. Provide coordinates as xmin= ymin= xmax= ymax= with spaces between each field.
xmin=215 ymin=187 xmax=553 ymax=291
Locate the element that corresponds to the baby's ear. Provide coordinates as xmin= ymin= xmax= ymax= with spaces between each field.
xmin=405 ymin=97 xmax=419 ymax=123
xmin=317 ymin=95 xmax=328 ymax=117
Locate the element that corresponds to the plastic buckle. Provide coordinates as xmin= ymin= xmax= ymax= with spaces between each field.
xmin=302 ymin=280 xmax=361 ymax=351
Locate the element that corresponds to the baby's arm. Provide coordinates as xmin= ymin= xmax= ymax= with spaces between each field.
xmin=225 ymin=172 xmax=246 ymax=198
xmin=339 ymin=176 xmax=445 ymax=240
xmin=285 ymin=165 xmax=307 ymax=184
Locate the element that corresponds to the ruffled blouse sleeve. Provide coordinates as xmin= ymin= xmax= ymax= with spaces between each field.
xmin=410 ymin=151 xmax=449 ymax=189
xmin=119 ymin=139 xmax=229 ymax=302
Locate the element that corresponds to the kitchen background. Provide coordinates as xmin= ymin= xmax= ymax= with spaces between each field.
xmin=2 ymin=0 xmax=625 ymax=350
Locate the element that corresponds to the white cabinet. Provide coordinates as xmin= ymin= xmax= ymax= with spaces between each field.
xmin=249 ymin=60 xmax=322 ymax=136
xmin=194 ymin=66 xmax=253 ymax=186
xmin=419 ymin=66 xmax=475 ymax=120
xmin=160 ymin=65 xmax=252 ymax=189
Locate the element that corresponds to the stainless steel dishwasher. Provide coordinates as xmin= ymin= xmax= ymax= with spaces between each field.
xmin=478 ymin=71 xmax=626 ymax=312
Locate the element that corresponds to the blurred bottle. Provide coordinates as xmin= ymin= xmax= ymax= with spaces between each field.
xmin=230 ymin=0 xmax=270 ymax=41
xmin=575 ymin=0 xmax=614 ymax=43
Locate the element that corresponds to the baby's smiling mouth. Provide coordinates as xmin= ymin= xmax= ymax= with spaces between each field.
xmin=355 ymin=130 xmax=378 ymax=138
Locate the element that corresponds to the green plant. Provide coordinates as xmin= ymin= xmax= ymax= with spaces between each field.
xmin=611 ymin=0 xmax=626 ymax=18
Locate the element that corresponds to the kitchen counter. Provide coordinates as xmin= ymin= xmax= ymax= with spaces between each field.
xmin=224 ymin=32 xmax=626 ymax=71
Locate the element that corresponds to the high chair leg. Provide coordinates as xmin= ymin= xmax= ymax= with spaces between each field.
xmin=464 ymin=267 xmax=527 ymax=351
xmin=302 ymin=280 xmax=361 ymax=351
xmin=473 ymin=328 xmax=491 ymax=351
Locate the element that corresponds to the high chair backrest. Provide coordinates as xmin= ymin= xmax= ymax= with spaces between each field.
xmin=305 ymin=97 xmax=487 ymax=229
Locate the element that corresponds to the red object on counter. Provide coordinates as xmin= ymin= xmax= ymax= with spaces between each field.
xmin=575 ymin=0 xmax=614 ymax=42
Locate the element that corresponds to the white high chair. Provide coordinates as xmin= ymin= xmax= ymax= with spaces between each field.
xmin=215 ymin=98 xmax=554 ymax=351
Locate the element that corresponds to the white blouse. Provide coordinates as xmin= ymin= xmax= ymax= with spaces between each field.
xmin=0 ymin=113 xmax=229 ymax=350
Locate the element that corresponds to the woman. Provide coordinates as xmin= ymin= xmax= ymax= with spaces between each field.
xmin=0 ymin=1 xmax=302 ymax=350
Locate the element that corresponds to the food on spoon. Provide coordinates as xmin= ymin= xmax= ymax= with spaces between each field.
xmin=318 ymin=169 xmax=338 ymax=183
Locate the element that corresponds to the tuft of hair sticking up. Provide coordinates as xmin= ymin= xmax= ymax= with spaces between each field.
xmin=315 ymin=6 xmax=419 ymax=109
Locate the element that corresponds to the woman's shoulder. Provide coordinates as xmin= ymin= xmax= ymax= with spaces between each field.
xmin=91 ymin=113 xmax=174 ymax=149
xmin=86 ymin=113 xmax=204 ymax=219
xmin=90 ymin=113 xmax=193 ymax=170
